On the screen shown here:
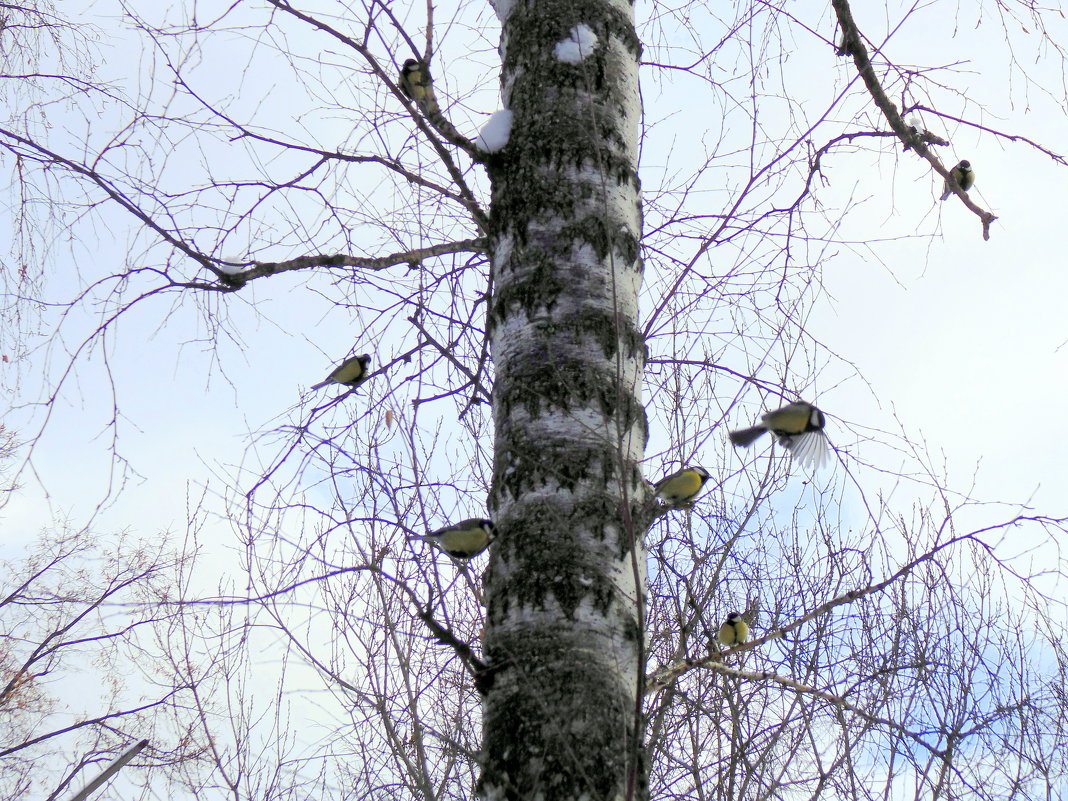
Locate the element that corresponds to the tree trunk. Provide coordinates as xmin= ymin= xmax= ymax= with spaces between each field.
xmin=480 ymin=1 xmax=648 ymax=798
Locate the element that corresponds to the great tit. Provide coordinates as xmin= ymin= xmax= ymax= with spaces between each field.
xmin=729 ymin=400 xmax=829 ymax=469
xmin=940 ymin=160 xmax=975 ymax=201
xmin=400 ymin=59 xmax=436 ymax=106
xmin=717 ymin=612 xmax=750 ymax=648
xmin=414 ymin=518 xmax=497 ymax=559
xmin=653 ymin=466 xmax=711 ymax=507
xmin=397 ymin=57 xmax=464 ymax=141
xmin=311 ymin=353 xmax=372 ymax=391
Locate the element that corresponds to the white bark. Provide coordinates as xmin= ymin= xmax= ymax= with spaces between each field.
xmin=480 ymin=0 xmax=648 ymax=797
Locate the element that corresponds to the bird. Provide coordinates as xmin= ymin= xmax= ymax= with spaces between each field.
xmin=940 ymin=159 xmax=975 ymax=201
xmin=413 ymin=518 xmax=497 ymax=559
xmin=399 ymin=59 xmax=437 ymax=108
xmin=397 ymin=58 xmax=462 ymax=139
xmin=717 ymin=612 xmax=750 ymax=648
xmin=729 ymin=400 xmax=829 ymax=469
xmin=310 ymin=353 xmax=372 ymax=391
xmin=653 ymin=466 xmax=711 ymax=507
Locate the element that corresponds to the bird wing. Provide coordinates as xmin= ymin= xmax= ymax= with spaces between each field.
xmin=417 ymin=523 xmax=490 ymax=558
xmin=331 ymin=356 xmax=368 ymax=384
xmin=784 ymin=430 xmax=829 ymax=469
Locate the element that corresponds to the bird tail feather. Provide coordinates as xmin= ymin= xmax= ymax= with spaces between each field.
xmin=729 ymin=426 xmax=767 ymax=448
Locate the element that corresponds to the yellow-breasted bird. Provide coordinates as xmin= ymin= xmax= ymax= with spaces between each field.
xmin=729 ymin=400 xmax=829 ymax=469
xmin=414 ymin=518 xmax=497 ymax=559
xmin=654 ymin=466 xmax=711 ymax=507
xmin=397 ymin=58 xmax=462 ymax=139
xmin=717 ymin=612 xmax=750 ymax=648
xmin=311 ymin=353 xmax=372 ymax=391
xmin=940 ymin=159 xmax=975 ymax=201
xmin=399 ymin=59 xmax=437 ymax=108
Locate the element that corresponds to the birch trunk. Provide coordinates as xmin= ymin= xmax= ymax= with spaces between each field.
xmin=481 ymin=0 xmax=647 ymax=798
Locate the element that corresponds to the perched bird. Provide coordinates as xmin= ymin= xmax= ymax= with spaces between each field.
xmin=311 ymin=353 xmax=372 ymax=391
xmin=717 ymin=612 xmax=750 ymax=648
xmin=940 ymin=159 xmax=975 ymax=201
xmin=414 ymin=518 xmax=497 ymax=559
xmin=397 ymin=58 xmax=462 ymax=139
xmin=729 ymin=400 xmax=829 ymax=469
xmin=399 ymin=59 xmax=437 ymax=107
xmin=654 ymin=466 xmax=711 ymax=507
